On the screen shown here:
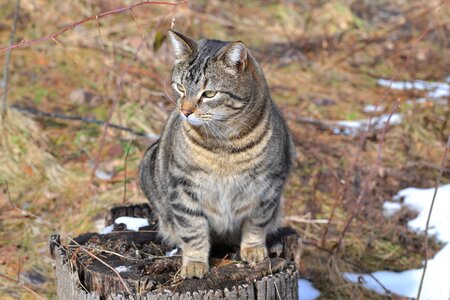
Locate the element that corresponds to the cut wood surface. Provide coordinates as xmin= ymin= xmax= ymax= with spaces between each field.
xmin=50 ymin=203 xmax=301 ymax=299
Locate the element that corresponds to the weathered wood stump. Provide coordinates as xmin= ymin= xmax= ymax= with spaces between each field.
xmin=50 ymin=203 xmax=302 ymax=299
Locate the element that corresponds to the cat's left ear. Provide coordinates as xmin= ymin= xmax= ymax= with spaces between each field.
xmin=219 ymin=42 xmax=248 ymax=71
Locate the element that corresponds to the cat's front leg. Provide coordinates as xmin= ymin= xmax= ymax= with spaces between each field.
xmin=169 ymin=198 xmax=210 ymax=279
xmin=179 ymin=222 xmax=210 ymax=279
xmin=240 ymin=221 xmax=268 ymax=264
xmin=240 ymin=196 xmax=280 ymax=264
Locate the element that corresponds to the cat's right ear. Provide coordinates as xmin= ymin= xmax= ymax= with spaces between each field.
xmin=168 ymin=30 xmax=197 ymax=62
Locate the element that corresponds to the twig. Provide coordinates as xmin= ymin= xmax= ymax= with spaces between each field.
xmin=11 ymin=104 xmax=159 ymax=139
xmin=323 ymin=16 xmax=435 ymax=248
xmin=90 ymin=29 xmax=155 ymax=183
xmin=0 ymin=0 xmax=188 ymax=55
xmin=0 ymin=272 xmax=45 ymax=300
xmin=416 ymin=135 xmax=450 ymax=300
xmin=123 ymin=131 xmax=135 ymax=204
xmin=95 ymin=15 xmax=105 ymax=50
xmin=16 ymin=257 xmax=21 ymax=283
xmin=334 ymin=101 xmax=399 ymax=253
xmin=285 ymin=216 xmax=329 ymax=224
xmin=4 ymin=180 xmax=136 ymax=299
xmin=1 ymin=0 xmax=20 ymax=118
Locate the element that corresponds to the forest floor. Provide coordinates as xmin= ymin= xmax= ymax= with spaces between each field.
xmin=0 ymin=0 xmax=449 ymax=299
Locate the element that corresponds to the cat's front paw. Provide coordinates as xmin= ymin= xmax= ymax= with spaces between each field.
xmin=240 ymin=245 xmax=268 ymax=264
xmin=180 ymin=261 xmax=209 ymax=279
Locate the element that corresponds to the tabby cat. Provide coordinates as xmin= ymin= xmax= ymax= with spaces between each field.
xmin=139 ymin=30 xmax=294 ymax=279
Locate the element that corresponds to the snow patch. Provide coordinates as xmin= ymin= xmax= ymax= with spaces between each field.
xmin=94 ymin=169 xmax=114 ymax=181
xmin=345 ymin=184 xmax=450 ymax=299
xmin=377 ymin=78 xmax=449 ymax=99
xmin=115 ymin=266 xmax=129 ymax=273
xmin=114 ymin=217 xmax=149 ymax=232
xmin=165 ymin=248 xmax=178 ymax=257
xmin=332 ymin=113 xmax=402 ymax=136
xmin=363 ymin=104 xmax=384 ymax=113
xmin=100 ymin=225 xmax=113 ymax=234
xmin=382 ymin=201 xmax=402 ymax=218
xmin=298 ymin=279 xmax=320 ymax=300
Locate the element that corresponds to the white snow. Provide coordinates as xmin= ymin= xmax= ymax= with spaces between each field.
xmin=298 ymin=279 xmax=320 ymax=300
xmin=115 ymin=266 xmax=129 ymax=273
xmin=165 ymin=248 xmax=178 ymax=257
xmin=100 ymin=225 xmax=113 ymax=234
xmin=94 ymin=169 xmax=114 ymax=181
xmin=332 ymin=113 xmax=402 ymax=136
xmin=377 ymin=78 xmax=449 ymax=99
xmin=114 ymin=217 xmax=149 ymax=231
xmin=99 ymin=217 xmax=149 ymax=233
xmin=363 ymin=104 xmax=384 ymax=113
xmin=344 ymin=183 xmax=450 ymax=300
xmin=382 ymin=201 xmax=402 ymax=218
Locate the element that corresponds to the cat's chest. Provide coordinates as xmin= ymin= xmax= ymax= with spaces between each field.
xmin=196 ymin=174 xmax=255 ymax=233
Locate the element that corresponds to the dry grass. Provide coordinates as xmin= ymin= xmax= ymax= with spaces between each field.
xmin=0 ymin=0 xmax=449 ymax=299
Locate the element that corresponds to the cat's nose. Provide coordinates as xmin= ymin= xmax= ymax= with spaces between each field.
xmin=181 ymin=100 xmax=195 ymax=117
xmin=181 ymin=109 xmax=193 ymax=117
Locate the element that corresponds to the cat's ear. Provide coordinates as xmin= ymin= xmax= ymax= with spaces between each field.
xmin=219 ymin=42 xmax=248 ymax=71
xmin=168 ymin=30 xmax=197 ymax=61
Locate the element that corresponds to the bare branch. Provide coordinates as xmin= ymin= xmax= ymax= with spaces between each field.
xmin=416 ymin=135 xmax=450 ymax=300
xmin=334 ymin=101 xmax=399 ymax=253
xmin=11 ymin=104 xmax=159 ymax=139
xmin=0 ymin=272 xmax=45 ymax=300
xmin=0 ymin=0 xmax=188 ymax=55
xmin=3 ymin=180 xmax=137 ymax=299
xmin=1 ymin=0 xmax=20 ymax=118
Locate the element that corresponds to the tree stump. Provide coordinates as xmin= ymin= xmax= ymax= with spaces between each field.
xmin=50 ymin=203 xmax=302 ymax=300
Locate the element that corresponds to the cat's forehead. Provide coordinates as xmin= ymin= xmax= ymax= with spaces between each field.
xmin=197 ymin=39 xmax=228 ymax=54
xmin=174 ymin=39 xmax=231 ymax=86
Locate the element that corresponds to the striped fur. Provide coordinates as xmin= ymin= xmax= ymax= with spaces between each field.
xmin=139 ymin=31 xmax=294 ymax=279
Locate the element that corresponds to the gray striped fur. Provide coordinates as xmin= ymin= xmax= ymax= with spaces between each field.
xmin=139 ymin=31 xmax=294 ymax=279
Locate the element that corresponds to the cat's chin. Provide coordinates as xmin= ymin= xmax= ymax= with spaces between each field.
xmin=181 ymin=114 xmax=204 ymax=126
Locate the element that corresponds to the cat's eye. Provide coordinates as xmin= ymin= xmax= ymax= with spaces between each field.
xmin=175 ymin=83 xmax=185 ymax=94
xmin=202 ymin=90 xmax=217 ymax=98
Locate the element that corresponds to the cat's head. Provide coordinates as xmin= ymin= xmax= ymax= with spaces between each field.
xmin=168 ymin=30 xmax=263 ymax=132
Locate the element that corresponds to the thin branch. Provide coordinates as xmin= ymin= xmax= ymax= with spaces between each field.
xmin=90 ymin=29 xmax=155 ymax=182
xmin=334 ymin=101 xmax=399 ymax=253
xmin=0 ymin=0 xmax=188 ymax=55
xmin=11 ymin=104 xmax=159 ymax=139
xmin=1 ymin=0 xmax=20 ymax=118
xmin=0 ymin=272 xmax=45 ymax=300
xmin=95 ymin=15 xmax=105 ymax=50
xmin=4 ymin=180 xmax=136 ymax=299
xmin=416 ymin=135 xmax=450 ymax=300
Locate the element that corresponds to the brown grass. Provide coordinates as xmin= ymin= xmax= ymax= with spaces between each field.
xmin=0 ymin=0 xmax=449 ymax=298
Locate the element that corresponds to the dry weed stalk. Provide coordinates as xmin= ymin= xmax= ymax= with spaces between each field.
xmin=334 ymin=101 xmax=399 ymax=253
xmin=0 ymin=272 xmax=45 ymax=300
xmin=0 ymin=0 xmax=188 ymax=55
xmin=3 ymin=180 xmax=137 ymax=299
xmin=416 ymin=135 xmax=450 ymax=300
xmin=123 ymin=131 xmax=135 ymax=204
xmin=0 ymin=109 xmax=72 ymax=193
xmin=1 ymin=0 xmax=20 ymax=117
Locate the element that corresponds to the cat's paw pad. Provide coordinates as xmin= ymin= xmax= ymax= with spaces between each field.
xmin=240 ymin=246 xmax=268 ymax=264
xmin=180 ymin=261 xmax=209 ymax=279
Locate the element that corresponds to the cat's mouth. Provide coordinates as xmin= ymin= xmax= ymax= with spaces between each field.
xmin=180 ymin=112 xmax=204 ymax=126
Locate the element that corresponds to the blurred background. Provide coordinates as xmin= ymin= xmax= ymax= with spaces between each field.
xmin=0 ymin=0 xmax=449 ymax=299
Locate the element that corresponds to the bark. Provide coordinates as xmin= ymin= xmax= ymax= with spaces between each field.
xmin=50 ymin=203 xmax=302 ymax=299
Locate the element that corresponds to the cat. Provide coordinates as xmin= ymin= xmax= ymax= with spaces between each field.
xmin=139 ymin=30 xmax=294 ymax=279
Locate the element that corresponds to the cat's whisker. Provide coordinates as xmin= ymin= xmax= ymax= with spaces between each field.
xmin=163 ymin=81 xmax=177 ymax=106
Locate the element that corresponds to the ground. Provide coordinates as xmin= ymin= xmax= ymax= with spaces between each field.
xmin=0 ymin=0 xmax=449 ymax=299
